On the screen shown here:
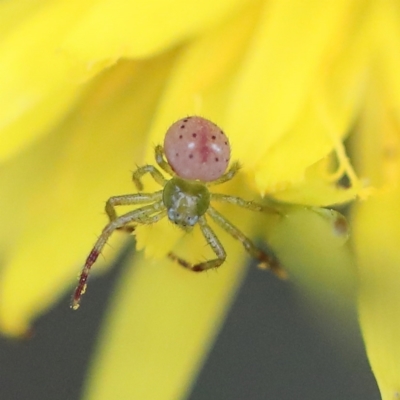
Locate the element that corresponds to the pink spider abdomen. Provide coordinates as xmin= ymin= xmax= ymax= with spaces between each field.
xmin=164 ymin=116 xmax=231 ymax=182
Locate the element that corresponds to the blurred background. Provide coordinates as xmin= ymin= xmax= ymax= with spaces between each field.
xmin=0 ymin=241 xmax=379 ymax=400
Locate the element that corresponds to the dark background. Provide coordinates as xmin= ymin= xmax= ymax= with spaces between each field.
xmin=0 ymin=244 xmax=379 ymax=400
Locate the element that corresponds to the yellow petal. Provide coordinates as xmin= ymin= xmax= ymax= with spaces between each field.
xmin=84 ymin=160 xmax=268 ymax=399
xmin=352 ymin=84 xmax=400 ymax=399
xmin=252 ymin=99 xmax=349 ymax=194
xmin=264 ymin=206 xmax=356 ymax=325
xmin=84 ymin=195 xmax=354 ymax=400
xmin=84 ymin=224 xmax=251 ymax=400
xmin=144 ymin=3 xmax=261 ymax=150
xmin=0 ymin=56 xmax=174 ymax=336
xmin=231 ymin=0 xmax=368 ymax=198
xmin=0 ymin=0 xmax=244 ymax=161
xmin=139 ymin=1 xmax=367 ymax=207
xmin=62 ymin=0 xmax=251 ymax=62
xmin=0 ymin=1 xmax=90 ymax=161
xmin=371 ymin=1 xmax=400 ymax=119
xmin=0 ymin=86 xmax=82 ymax=162
xmin=225 ymin=0 xmax=356 ymax=165
xmin=354 ymin=192 xmax=400 ymax=399
xmin=273 ymin=157 xmax=360 ymax=206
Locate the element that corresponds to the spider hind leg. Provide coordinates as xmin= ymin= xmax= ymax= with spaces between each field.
xmin=168 ymin=216 xmax=226 ymax=271
xmin=207 ymin=206 xmax=287 ymax=279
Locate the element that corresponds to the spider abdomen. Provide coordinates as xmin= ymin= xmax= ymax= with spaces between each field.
xmin=164 ymin=116 xmax=231 ymax=182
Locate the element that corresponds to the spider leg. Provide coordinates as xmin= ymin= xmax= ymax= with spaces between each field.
xmin=206 ymin=161 xmax=241 ymax=187
xmin=105 ymin=191 xmax=163 ymax=222
xmin=210 ymin=193 xmax=281 ymax=215
xmin=132 ymin=165 xmax=168 ymax=191
xmin=206 ymin=206 xmax=287 ymax=279
xmin=71 ymin=201 xmax=166 ymax=310
xmin=168 ymin=215 xmax=226 ymax=271
xmin=155 ymin=145 xmax=175 ymax=177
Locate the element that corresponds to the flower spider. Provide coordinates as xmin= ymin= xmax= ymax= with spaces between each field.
xmin=71 ymin=116 xmax=286 ymax=310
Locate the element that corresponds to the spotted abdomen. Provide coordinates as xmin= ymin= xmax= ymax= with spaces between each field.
xmin=163 ymin=116 xmax=230 ymax=182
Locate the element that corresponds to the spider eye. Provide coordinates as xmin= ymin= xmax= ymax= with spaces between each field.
xmin=167 ymin=209 xmax=199 ymax=227
xmin=164 ymin=116 xmax=230 ymax=182
xmin=168 ymin=209 xmax=178 ymax=223
xmin=187 ymin=215 xmax=199 ymax=226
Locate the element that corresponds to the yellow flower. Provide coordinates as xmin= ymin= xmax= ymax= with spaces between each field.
xmin=2 ymin=0 xmax=399 ymax=399
xmin=353 ymin=89 xmax=400 ymax=397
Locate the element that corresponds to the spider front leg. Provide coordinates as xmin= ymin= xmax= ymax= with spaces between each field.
xmin=155 ymin=145 xmax=175 ymax=177
xmin=168 ymin=216 xmax=226 ymax=271
xmin=71 ymin=201 xmax=166 ymax=310
xmin=106 ymin=191 xmax=163 ymax=232
xmin=106 ymin=191 xmax=163 ymax=221
xmin=206 ymin=206 xmax=287 ymax=279
xmin=132 ymin=164 xmax=168 ymax=191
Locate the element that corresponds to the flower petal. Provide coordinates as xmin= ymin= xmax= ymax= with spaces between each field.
xmin=62 ymin=0 xmax=251 ymax=61
xmin=371 ymin=1 xmax=400 ymax=121
xmin=137 ymin=1 xmax=367 ymax=206
xmin=354 ymin=193 xmax=400 ymax=400
xmin=225 ymin=0 xmax=357 ymax=164
xmin=267 ymin=205 xmax=354 ymax=317
xmin=83 ymin=155 xmax=267 ymax=399
xmin=84 ymin=228 xmax=250 ymax=400
xmin=144 ymin=3 xmax=261 ymax=149
xmin=272 ymin=158 xmax=361 ymax=206
xmin=0 ymin=0 xmax=246 ymax=161
xmin=267 ymin=13 xmax=370 ymax=205
xmin=0 ymin=56 xmax=174 ymax=336
xmin=0 ymin=1 xmax=89 ymax=161
xmin=353 ymin=84 xmax=400 ymax=399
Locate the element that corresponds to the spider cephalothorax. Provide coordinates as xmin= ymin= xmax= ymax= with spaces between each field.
xmin=71 ymin=116 xmax=286 ymax=309
xmin=163 ymin=177 xmax=210 ymax=227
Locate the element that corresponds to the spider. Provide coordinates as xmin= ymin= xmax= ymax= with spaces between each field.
xmin=71 ymin=116 xmax=286 ymax=310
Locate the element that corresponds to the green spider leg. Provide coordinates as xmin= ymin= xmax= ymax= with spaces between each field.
xmin=155 ymin=145 xmax=175 ymax=177
xmin=210 ymin=193 xmax=282 ymax=215
xmin=72 ymin=200 xmax=167 ymax=309
xmin=105 ymin=161 xmax=167 ymax=230
xmin=168 ymin=215 xmax=226 ymax=271
xmin=206 ymin=161 xmax=241 ymax=187
xmin=105 ymin=191 xmax=163 ymax=233
xmin=132 ymin=165 xmax=168 ymax=191
xmin=106 ymin=191 xmax=163 ymax=221
xmin=206 ymin=206 xmax=287 ymax=278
